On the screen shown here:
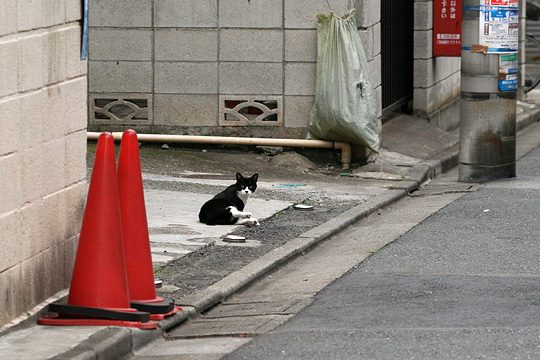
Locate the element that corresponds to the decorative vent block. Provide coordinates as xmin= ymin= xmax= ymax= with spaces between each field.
xmin=220 ymin=96 xmax=283 ymax=127
xmin=90 ymin=93 xmax=152 ymax=124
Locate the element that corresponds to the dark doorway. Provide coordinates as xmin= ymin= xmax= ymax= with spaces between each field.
xmin=381 ymin=0 xmax=414 ymax=116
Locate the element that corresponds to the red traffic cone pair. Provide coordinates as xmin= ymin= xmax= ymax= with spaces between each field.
xmin=38 ymin=130 xmax=179 ymax=329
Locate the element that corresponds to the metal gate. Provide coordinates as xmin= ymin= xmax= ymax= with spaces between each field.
xmin=381 ymin=0 xmax=414 ymax=114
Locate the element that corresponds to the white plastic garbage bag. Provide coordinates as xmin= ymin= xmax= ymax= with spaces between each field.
xmin=308 ymin=9 xmax=381 ymax=152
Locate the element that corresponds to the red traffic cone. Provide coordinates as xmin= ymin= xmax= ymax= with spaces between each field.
xmin=38 ymin=132 xmax=156 ymax=329
xmin=118 ymin=129 xmax=180 ymax=320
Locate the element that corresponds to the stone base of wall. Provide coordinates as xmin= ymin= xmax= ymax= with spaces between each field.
xmin=415 ymin=97 xmax=460 ymax=132
xmin=0 ymin=232 xmax=80 ymax=327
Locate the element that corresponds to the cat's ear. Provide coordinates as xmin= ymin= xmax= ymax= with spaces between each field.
xmin=236 ymin=172 xmax=244 ymax=182
xmin=251 ymin=173 xmax=258 ymax=182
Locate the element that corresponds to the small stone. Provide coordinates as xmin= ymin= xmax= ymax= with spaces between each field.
xmin=161 ymin=143 xmax=169 ymax=149
xmin=223 ymin=235 xmax=246 ymax=243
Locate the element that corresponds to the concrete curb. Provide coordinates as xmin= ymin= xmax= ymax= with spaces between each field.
xmin=48 ymin=189 xmax=411 ymax=360
xmin=43 ymin=105 xmax=540 ymax=360
xmin=409 ymin=145 xmax=459 ymax=187
xmin=170 ymin=189 xmax=407 ymax=317
xmin=138 ymin=144 xmax=459 ymax=326
xmin=53 ymin=328 xmax=134 ymax=360
xmin=517 ymin=101 xmax=540 ymax=131
xmin=50 ymin=135 xmax=463 ymax=360
xmin=164 ymin=101 xmax=539 ymax=316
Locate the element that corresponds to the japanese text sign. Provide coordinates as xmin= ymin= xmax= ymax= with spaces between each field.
xmin=433 ymin=0 xmax=462 ymax=56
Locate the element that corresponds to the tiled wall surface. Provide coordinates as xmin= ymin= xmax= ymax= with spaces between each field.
xmin=0 ymin=0 xmax=87 ymax=327
xmin=88 ymin=0 xmax=382 ymax=137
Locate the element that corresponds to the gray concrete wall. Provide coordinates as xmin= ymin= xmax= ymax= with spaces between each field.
xmin=413 ymin=0 xmax=461 ymax=131
xmin=0 ymin=0 xmax=87 ymax=327
xmin=88 ymin=0 xmax=382 ymax=138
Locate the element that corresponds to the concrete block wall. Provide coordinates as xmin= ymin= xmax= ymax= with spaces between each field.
xmin=413 ymin=0 xmax=461 ymax=131
xmin=357 ymin=0 xmax=382 ymax=119
xmin=0 ymin=0 xmax=87 ymax=327
xmin=88 ymin=0 xmax=381 ymax=138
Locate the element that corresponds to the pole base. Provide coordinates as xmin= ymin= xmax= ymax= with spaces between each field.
xmin=459 ymin=162 xmax=516 ymax=183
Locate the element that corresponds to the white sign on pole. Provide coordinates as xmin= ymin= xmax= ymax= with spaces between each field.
xmin=478 ymin=7 xmax=518 ymax=52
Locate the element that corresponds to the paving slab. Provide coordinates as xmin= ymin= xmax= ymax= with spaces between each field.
xmin=0 ymin=326 xmax=117 ymax=360
xmin=381 ymin=114 xmax=458 ymax=160
xmin=203 ymin=298 xmax=312 ymax=318
xmin=135 ymin=338 xmax=251 ymax=359
xmin=167 ymin=315 xmax=292 ymax=338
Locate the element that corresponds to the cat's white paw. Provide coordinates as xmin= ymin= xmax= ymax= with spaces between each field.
xmin=237 ymin=217 xmax=259 ymax=226
xmin=239 ymin=212 xmax=252 ymax=219
xmin=246 ymin=218 xmax=259 ymax=227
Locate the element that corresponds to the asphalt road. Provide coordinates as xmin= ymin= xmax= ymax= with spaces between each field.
xmin=226 ymin=146 xmax=540 ymax=359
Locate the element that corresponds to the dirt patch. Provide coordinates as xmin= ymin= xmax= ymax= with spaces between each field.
xmin=154 ymin=201 xmax=357 ymax=301
xmin=86 ymin=143 xmax=368 ymax=301
xmin=87 ymin=143 xmax=346 ymax=182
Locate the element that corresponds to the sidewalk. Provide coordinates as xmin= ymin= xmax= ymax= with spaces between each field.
xmin=1 ymin=98 xmax=540 ymax=359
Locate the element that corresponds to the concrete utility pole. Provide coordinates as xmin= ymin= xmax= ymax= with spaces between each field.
xmin=459 ymin=0 xmax=518 ymax=182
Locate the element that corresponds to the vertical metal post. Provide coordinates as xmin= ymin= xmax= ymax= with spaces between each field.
xmin=81 ymin=0 xmax=89 ymax=60
xmin=517 ymin=0 xmax=526 ymax=100
xmin=459 ymin=0 xmax=517 ymax=182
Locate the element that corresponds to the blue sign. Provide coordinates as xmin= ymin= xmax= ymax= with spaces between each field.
xmin=499 ymin=78 xmax=517 ymax=92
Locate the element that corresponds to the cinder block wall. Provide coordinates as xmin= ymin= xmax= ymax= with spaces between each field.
xmin=88 ymin=0 xmax=381 ymax=138
xmin=0 ymin=0 xmax=87 ymax=327
xmin=413 ymin=0 xmax=461 ymax=131
xmin=358 ymin=1 xmax=382 ymax=119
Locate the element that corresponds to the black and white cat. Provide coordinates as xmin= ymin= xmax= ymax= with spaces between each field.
xmin=198 ymin=173 xmax=260 ymax=226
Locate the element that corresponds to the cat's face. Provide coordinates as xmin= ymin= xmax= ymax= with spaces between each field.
xmin=235 ymin=172 xmax=258 ymax=196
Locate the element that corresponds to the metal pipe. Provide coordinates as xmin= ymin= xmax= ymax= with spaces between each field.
xmin=87 ymin=132 xmax=352 ymax=170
